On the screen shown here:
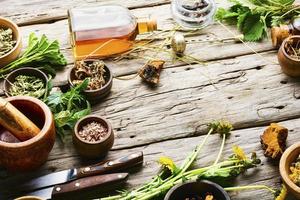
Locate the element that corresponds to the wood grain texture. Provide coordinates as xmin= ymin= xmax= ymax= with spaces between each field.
xmin=0 ymin=0 xmax=171 ymax=26
xmin=1 ymin=0 xmax=300 ymax=199
xmin=0 ymin=3 xmax=274 ymax=93
xmin=1 ymin=117 xmax=300 ymax=199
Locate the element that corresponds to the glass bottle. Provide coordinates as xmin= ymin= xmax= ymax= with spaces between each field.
xmin=68 ymin=5 xmax=157 ymax=60
xmin=171 ymin=0 xmax=216 ymax=29
xmin=271 ymin=17 xmax=300 ymax=48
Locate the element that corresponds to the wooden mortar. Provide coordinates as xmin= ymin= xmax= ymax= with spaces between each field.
xmin=0 ymin=96 xmax=55 ymax=171
xmin=0 ymin=97 xmax=40 ymax=141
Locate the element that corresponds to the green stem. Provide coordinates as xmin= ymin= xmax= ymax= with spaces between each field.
xmin=179 ymin=127 xmax=214 ymax=173
xmin=280 ymin=5 xmax=300 ymax=18
xmin=213 ymin=134 xmax=226 ymax=165
xmin=225 ymin=185 xmax=276 ymax=194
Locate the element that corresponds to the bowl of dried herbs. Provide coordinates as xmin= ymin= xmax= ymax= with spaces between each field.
xmin=0 ymin=17 xmax=22 ymax=67
xmin=278 ymin=36 xmax=300 ymax=77
xmin=68 ymin=59 xmax=113 ymax=103
xmin=73 ymin=115 xmax=114 ymax=158
xmin=280 ymin=142 xmax=300 ymax=199
xmin=4 ymin=67 xmax=48 ymax=99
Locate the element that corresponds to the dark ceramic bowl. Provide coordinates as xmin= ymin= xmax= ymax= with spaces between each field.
xmin=73 ymin=115 xmax=114 ymax=158
xmin=68 ymin=59 xmax=113 ymax=104
xmin=4 ymin=67 xmax=48 ymax=98
xmin=278 ymin=36 xmax=300 ymax=77
xmin=164 ymin=180 xmax=230 ymax=200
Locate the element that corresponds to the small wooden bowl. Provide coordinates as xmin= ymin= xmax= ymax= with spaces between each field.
xmin=0 ymin=96 xmax=55 ymax=171
xmin=278 ymin=36 xmax=300 ymax=77
xmin=68 ymin=60 xmax=113 ymax=104
xmin=4 ymin=67 xmax=48 ymax=98
xmin=0 ymin=17 xmax=22 ymax=67
xmin=164 ymin=180 xmax=230 ymax=200
xmin=15 ymin=196 xmax=44 ymax=200
xmin=73 ymin=115 xmax=114 ymax=158
xmin=280 ymin=142 xmax=300 ymax=199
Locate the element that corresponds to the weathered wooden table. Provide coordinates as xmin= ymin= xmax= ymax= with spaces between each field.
xmin=1 ymin=0 xmax=300 ymax=199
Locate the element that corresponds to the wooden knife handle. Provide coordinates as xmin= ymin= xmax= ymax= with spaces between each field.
xmin=76 ymin=152 xmax=143 ymax=179
xmin=51 ymin=173 xmax=128 ymax=199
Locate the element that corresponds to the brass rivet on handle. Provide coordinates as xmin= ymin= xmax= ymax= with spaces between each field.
xmin=107 ymin=161 xmax=114 ymax=166
xmin=84 ymin=167 xmax=91 ymax=172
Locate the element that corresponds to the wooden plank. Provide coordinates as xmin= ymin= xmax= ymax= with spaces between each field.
xmin=0 ymin=0 xmax=171 ymax=25
xmin=87 ymin=51 xmax=300 ymax=150
xmin=1 ymin=117 xmax=299 ymax=199
xmin=4 ymin=50 xmax=300 ymax=150
xmin=0 ymin=3 xmax=274 ymax=90
xmin=2 ymin=50 xmax=299 ymax=149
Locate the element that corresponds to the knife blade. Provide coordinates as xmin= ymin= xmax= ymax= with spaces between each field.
xmin=19 ymin=152 xmax=143 ymax=192
xmin=17 ymin=173 xmax=128 ymax=200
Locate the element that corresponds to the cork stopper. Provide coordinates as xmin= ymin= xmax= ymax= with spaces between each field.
xmin=146 ymin=18 xmax=157 ymax=32
xmin=271 ymin=25 xmax=290 ymax=48
xmin=137 ymin=17 xmax=157 ymax=33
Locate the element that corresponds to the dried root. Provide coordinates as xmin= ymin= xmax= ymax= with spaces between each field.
xmin=138 ymin=60 xmax=165 ymax=85
xmin=260 ymin=123 xmax=288 ymax=159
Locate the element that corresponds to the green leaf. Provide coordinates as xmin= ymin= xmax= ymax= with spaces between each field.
xmin=237 ymin=11 xmax=250 ymax=31
xmin=0 ymin=32 xmax=67 ymax=76
xmin=45 ymin=80 xmax=90 ymax=141
xmin=242 ymin=14 xmax=265 ymax=41
xmin=215 ymin=8 xmax=239 ymax=24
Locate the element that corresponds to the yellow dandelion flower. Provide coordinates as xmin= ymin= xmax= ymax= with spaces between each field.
xmin=232 ymin=145 xmax=247 ymax=160
xmin=158 ymin=156 xmax=178 ymax=174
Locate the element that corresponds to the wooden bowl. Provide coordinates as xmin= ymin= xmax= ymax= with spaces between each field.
xmin=280 ymin=142 xmax=300 ymax=199
xmin=15 ymin=196 xmax=44 ymax=200
xmin=0 ymin=96 xmax=55 ymax=171
xmin=4 ymin=67 xmax=48 ymax=98
xmin=73 ymin=115 xmax=114 ymax=158
xmin=68 ymin=59 xmax=113 ymax=104
xmin=0 ymin=17 xmax=22 ymax=67
xmin=164 ymin=180 xmax=230 ymax=200
xmin=278 ymin=36 xmax=300 ymax=77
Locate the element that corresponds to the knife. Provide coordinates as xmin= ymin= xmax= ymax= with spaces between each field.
xmin=19 ymin=152 xmax=143 ymax=192
xmin=16 ymin=173 xmax=128 ymax=200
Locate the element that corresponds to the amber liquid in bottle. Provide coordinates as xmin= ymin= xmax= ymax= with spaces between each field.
xmin=73 ymin=20 xmax=156 ymax=60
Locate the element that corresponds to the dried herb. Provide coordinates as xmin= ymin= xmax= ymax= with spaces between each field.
xmin=73 ymin=60 xmax=106 ymax=90
xmin=181 ymin=0 xmax=209 ymax=11
xmin=8 ymin=75 xmax=46 ymax=98
xmin=0 ymin=33 xmax=67 ymax=77
xmin=138 ymin=60 xmax=165 ymax=85
xmin=284 ymin=37 xmax=300 ymax=60
xmin=184 ymin=193 xmax=215 ymax=200
xmin=78 ymin=121 xmax=108 ymax=142
xmin=289 ymin=155 xmax=300 ymax=186
xmin=0 ymin=28 xmax=16 ymax=56
xmin=45 ymin=79 xmax=91 ymax=140
xmin=260 ymin=123 xmax=288 ymax=159
xmin=215 ymin=0 xmax=300 ymax=41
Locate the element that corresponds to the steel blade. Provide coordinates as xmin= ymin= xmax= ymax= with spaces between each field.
xmin=18 ymin=169 xmax=77 ymax=192
xmin=20 ymin=187 xmax=54 ymax=200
